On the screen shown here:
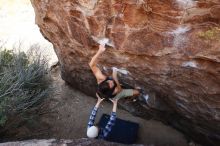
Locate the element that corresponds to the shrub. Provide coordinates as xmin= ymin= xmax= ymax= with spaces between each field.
xmin=0 ymin=45 xmax=51 ymax=127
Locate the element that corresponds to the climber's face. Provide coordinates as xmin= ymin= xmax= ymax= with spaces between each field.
xmin=107 ymin=80 xmax=115 ymax=88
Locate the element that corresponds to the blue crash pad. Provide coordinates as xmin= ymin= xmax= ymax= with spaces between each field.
xmin=98 ymin=114 xmax=139 ymax=144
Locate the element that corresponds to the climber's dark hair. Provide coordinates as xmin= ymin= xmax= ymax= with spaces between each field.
xmin=99 ymin=81 xmax=110 ymax=93
xmin=97 ymin=81 xmax=111 ymax=99
xmin=97 ymin=77 xmax=117 ymax=99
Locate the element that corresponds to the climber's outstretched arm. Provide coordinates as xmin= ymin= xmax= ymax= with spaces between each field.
xmin=89 ymin=45 xmax=107 ymax=83
xmin=87 ymin=93 xmax=105 ymax=129
xmin=112 ymin=68 xmax=122 ymax=91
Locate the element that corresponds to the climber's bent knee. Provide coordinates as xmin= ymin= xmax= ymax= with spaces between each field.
xmin=133 ymin=89 xmax=140 ymax=96
xmin=113 ymin=89 xmax=134 ymax=100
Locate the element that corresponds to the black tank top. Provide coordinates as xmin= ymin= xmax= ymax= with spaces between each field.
xmin=97 ymin=77 xmax=117 ymax=98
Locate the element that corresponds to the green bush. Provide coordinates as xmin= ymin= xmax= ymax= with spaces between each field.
xmin=0 ymin=46 xmax=51 ymax=127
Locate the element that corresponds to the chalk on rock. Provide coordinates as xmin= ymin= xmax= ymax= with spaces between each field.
xmin=92 ymin=36 xmax=115 ymax=48
xmin=112 ymin=67 xmax=130 ymax=75
xmin=118 ymin=69 xmax=130 ymax=75
xmin=182 ymin=61 xmax=198 ymax=68
xmin=103 ymin=66 xmax=107 ymax=71
xmin=98 ymin=38 xmax=109 ymax=46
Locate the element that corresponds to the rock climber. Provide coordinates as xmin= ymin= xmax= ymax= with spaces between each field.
xmin=88 ymin=43 xmax=141 ymax=100
xmin=87 ymin=93 xmax=118 ymax=139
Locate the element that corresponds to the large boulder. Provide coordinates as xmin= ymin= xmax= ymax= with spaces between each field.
xmin=30 ymin=0 xmax=220 ymax=145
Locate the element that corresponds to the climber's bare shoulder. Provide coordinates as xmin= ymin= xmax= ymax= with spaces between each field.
xmin=89 ymin=65 xmax=106 ymax=84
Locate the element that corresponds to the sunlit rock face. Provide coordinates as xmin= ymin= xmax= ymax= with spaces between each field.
xmin=31 ymin=0 xmax=220 ymax=145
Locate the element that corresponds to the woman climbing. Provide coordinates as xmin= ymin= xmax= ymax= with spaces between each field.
xmin=88 ymin=43 xmax=140 ymax=101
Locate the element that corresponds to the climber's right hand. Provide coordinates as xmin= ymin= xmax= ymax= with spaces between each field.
xmin=96 ymin=93 xmax=105 ymax=103
xmin=98 ymin=44 xmax=106 ymax=53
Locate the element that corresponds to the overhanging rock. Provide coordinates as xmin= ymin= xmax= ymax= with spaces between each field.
xmin=30 ymin=0 xmax=220 ymax=145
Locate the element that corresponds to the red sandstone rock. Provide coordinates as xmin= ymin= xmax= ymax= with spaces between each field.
xmin=30 ymin=0 xmax=220 ymax=145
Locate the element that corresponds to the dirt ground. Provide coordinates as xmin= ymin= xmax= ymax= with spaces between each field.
xmin=30 ymin=66 xmax=189 ymax=146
